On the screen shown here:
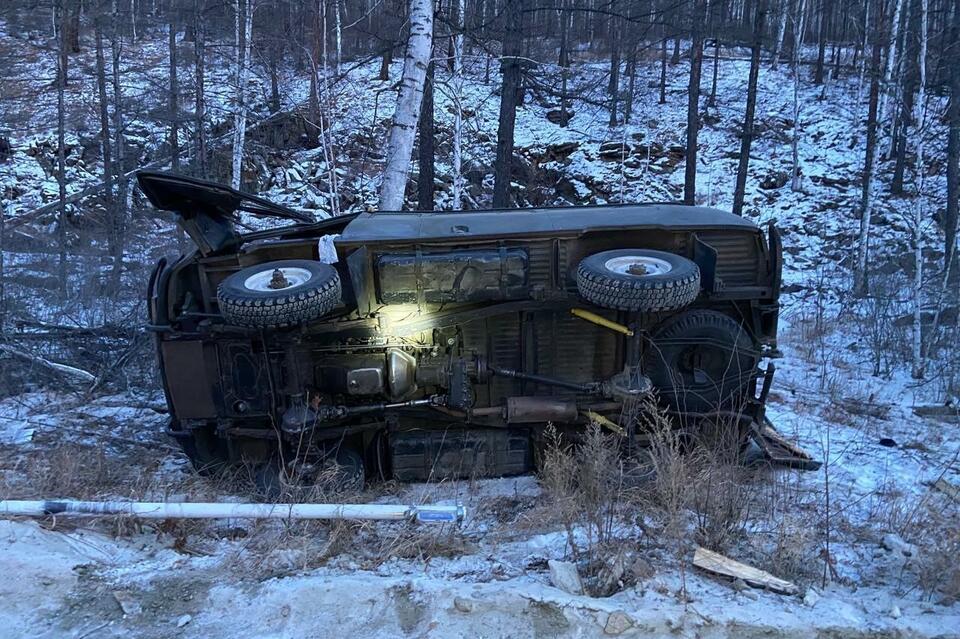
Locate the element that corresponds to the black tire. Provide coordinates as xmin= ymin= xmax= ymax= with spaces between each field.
xmin=256 ymin=447 xmax=365 ymax=499
xmin=217 ymin=259 xmax=341 ymax=328
xmin=643 ymin=310 xmax=759 ymax=414
xmin=576 ymin=249 xmax=700 ymax=312
xmin=173 ymin=422 xmax=228 ymax=475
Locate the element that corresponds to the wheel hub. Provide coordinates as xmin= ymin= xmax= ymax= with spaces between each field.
xmin=604 ymin=255 xmax=673 ymax=277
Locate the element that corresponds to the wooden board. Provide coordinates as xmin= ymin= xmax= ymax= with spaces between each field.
xmin=692 ymin=546 xmax=798 ymax=595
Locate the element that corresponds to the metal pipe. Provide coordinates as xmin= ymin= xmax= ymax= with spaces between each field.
xmin=0 ymin=500 xmax=466 ymax=524
xmin=488 ymin=366 xmax=599 ymax=393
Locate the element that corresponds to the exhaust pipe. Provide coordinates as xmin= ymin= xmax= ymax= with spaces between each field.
xmin=0 ymin=500 xmax=466 ymax=524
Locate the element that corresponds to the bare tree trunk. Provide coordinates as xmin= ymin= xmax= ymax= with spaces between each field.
xmin=111 ymin=0 xmax=127 ymax=290
xmin=854 ymin=6 xmax=884 ymax=296
xmin=417 ymin=60 xmax=435 ymax=211
xmin=911 ymin=0 xmax=928 ymax=378
xmin=733 ymin=2 xmax=766 ymax=215
xmin=946 ymin=0 xmax=960 ymax=281
xmin=451 ymin=0 xmax=465 ymax=209
xmin=790 ymin=0 xmax=807 ymax=191
xmin=558 ymin=0 xmax=571 ymax=126
xmin=624 ymin=45 xmax=637 ymax=123
xmin=194 ymin=0 xmax=206 ymax=174
xmin=708 ymin=38 xmax=720 ymax=107
xmin=683 ymin=0 xmax=705 ymax=205
xmin=56 ymin=1 xmax=68 ymax=295
xmin=878 ymin=0 xmax=905 ymax=131
xmin=379 ymin=0 xmax=434 ymax=211
xmin=493 ymin=0 xmax=524 ymax=208
xmin=814 ymin=0 xmax=828 ymax=84
xmin=659 ymin=26 xmax=668 ymax=104
xmin=231 ymin=0 xmax=254 ymax=190
xmin=771 ymin=0 xmax=787 ymax=68
xmin=169 ymin=16 xmax=180 ymax=172
xmin=95 ymin=17 xmax=118 ymax=294
xmin=333 ymin=0 xmax=342 ymax=74
xmin=608 ymin=15 xmax=621 ymax=127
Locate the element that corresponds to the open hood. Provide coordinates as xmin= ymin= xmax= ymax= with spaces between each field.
xmin=137 ymin=171 xmax=316 ymax=255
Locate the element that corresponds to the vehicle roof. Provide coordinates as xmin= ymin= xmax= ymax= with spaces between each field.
xmin=336 ymin=203 xmax=758 ymax=244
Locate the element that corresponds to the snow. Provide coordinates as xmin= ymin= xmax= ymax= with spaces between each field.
xmin=0 ymin=19 xmax=957 ymax=639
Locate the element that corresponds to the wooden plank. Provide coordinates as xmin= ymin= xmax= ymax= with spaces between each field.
xmin=692 ymin=546 xmax=798 ymax=595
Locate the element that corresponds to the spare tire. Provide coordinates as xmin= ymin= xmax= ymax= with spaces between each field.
xmin=643 ymin=310 xmax=759 ymax=413
xmin=576 ymin=249 xmax=700 ymax=312
xmin=217 ymin=259 xmax=341 ymax=328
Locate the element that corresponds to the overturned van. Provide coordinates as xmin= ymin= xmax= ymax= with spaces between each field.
xmin=140 ymin=171 xmax=784 ymax=487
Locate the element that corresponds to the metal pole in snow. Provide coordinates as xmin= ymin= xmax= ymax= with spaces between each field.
xmin=0 ymin=500 xmax=466 ymax=524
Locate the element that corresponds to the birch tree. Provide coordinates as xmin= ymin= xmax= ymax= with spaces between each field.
xmin=790 ymin=0 xmax=807 ymax=192
xmin=379 ymin=0 xmax=434 ymax=211
xmin=878 ymin=0 xmax=904 ymax=133
xmin=771 ymin=0 xmax=787 ymax=69
xmin=231 ymin=0 xmax=255 ymax=190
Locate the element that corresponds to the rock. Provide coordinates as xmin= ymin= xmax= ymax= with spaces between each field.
xmin=597 ymin=551 xmax=628 ymax=596
xmin=548 ymin=559 xmax=584 ymax=595
xmin=544 ymin=141 xmax=579 ymax=162
xmin=598 ymin=141 xmax=631 ymax=161
xmin=113 ymin=591 xmax=142 ymax=616
xmin=630 ymin=557 xmax=655 ymax=582
xmin=741 ymin=589 xmax=759 ymax=600
xmin=890 ymin=605 xmax=902 ymax=619
xmin=453 ymin=597 xmax=476 ymax=613
xmin=176 ymin=614 xmax=192 ymax=628
xmin=731 ymin=578 xmax=749 ymax=592
xmin=881 ymin=533 xmax=917 ymax=558
xmin=803 ymin=588 xmax=821 ymax=608
xmin=546 ymin=109 xmax=575 ymax=126
xmin=759 ymin=171 xmax=790 ymax=190
xmin=604 ymin=611 xmax=633 ymax=635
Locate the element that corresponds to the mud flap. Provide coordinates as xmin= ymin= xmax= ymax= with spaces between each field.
xmin=749 ymin=418 xmax=822 ymax=471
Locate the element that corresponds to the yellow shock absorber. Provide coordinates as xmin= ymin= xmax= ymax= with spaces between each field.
xmin=582 ymin=410 xmax=626 ymax=437
xmin=570 ymin=308 xmax=634 ymax=337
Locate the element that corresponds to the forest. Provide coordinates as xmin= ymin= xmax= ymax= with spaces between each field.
xmin=0 ymin=0 xmax=958 ymax=636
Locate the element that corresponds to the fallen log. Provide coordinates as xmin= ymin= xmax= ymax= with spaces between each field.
xmin=0 ymin=499 xmax=466 ymax=524
xmin=0 ymin=343 xmax=96 ymax=383
xmin=692 ymin=546 xmax=798 ymax=595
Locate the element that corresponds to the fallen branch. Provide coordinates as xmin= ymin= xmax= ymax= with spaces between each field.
xmin=0 ymin=343 xmax=96 ymax=383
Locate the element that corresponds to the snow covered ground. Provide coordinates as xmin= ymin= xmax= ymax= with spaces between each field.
xmin=0 ymin=23 xmax=958 ymax=639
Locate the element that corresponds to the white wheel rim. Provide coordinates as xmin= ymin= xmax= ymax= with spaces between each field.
xmin=243 ymin=267 xmax=313 ymax=292
xmin=604 ymin=255 xmax=673 ymax=277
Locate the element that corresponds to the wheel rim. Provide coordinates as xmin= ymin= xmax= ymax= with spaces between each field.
xmin=243 ymin=266 xmax=313 ymax=292
xmin=604 ymin=255 xmax=673 ymax=277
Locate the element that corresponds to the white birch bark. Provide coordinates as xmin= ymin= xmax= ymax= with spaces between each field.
xmin=790 ymin=0 xmax=807 ymax=192
xmin=451 ymin=0 xmax=464 ymax=210
xmin=771 ymin=0 xmax=788 ymax=69
xmin=379 ymin=0 xmax=434 ymax=211
xmin=231 ymin=0 xmax=254 ymax=190
xmin=334 ymin=0 xmax=342 ymax=75
xmin=878 ymin=0 xmax=904 ymax=139
xmin=911 ymin=0 xmax=928 ymax=379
